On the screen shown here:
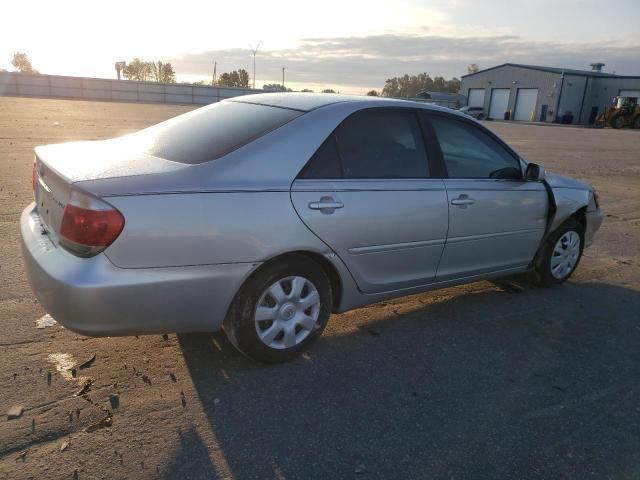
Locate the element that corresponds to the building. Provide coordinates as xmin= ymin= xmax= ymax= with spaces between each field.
xmin=460 ymin=63 xmax=640 ymax=124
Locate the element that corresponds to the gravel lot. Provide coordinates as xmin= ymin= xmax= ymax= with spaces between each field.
xmin=1 ymin=97 xmax=639 ymax=480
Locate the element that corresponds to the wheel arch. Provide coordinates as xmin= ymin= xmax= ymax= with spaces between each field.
xmin=229 ymin=250 xmax=344 ymax=315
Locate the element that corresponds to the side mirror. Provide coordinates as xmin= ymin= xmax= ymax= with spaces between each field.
xmin=525 ymin=163 xmax=546 ymax=181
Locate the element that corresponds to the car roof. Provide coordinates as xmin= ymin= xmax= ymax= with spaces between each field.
xmin=230 ymin=92 xmax=441 ymax=113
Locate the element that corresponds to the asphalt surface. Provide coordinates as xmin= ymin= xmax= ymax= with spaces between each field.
xmin=0 ymin=97 xmax=639 ymax=480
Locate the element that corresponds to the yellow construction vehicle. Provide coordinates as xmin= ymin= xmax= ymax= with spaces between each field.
xmin=595 ymin=96 xmax=640 ymax=129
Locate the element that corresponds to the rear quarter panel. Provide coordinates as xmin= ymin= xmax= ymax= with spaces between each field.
xmin=104 ymin=192 xmax=334 ymax=268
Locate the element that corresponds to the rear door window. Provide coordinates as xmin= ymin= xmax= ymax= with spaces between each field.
xmin=299 ymin=109 xmax=430 ymax=179
xmin=129 ymin=100 xmax=302 ymax=164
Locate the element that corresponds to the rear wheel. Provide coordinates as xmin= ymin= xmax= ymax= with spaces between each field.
xmin=529 ymin=219 xmax=584 ymax=287
xmin=224 ymin=256 xmax=332 ymax=363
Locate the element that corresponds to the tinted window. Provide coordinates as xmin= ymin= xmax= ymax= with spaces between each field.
xmin=127 ymin=101 xmax=302 ymax=164
xmin=429 ymin=115 xmax=521 ymax=179
xmin=336 ymin=110 xmax=429 ymax=179
xmin=299 ymin=136 xmax=342 ymax=179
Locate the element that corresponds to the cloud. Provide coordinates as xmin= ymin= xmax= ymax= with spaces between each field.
xmin=171 ymin=33 xmax=640 ymax=92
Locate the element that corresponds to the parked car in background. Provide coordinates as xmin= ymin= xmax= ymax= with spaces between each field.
xmin=21 ymin=93 xmax=603 ymax=363
xmin=459 ymin=105 xmax=486 ymax=120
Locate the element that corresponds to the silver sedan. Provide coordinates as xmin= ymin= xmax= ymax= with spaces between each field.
xmin=21 ymin=93 xmax=603 ymax=362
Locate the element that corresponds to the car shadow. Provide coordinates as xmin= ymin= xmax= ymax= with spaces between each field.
xmin=171 ymin=280 xmax=640 ymax=479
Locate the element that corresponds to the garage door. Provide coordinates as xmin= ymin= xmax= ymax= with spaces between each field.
xmin=513 ymin=89 xmax=538 ymax=121
xmin=468 ymin=88 xmax=485 ymax=108
xmin=620 ymin=90 xmax=640 ymax=101
xmin=488 ymin=89 xmax=510 ymax=119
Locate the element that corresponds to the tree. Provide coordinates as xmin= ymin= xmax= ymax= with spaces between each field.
xmin=300 ymin=88 xmax=314 ymax=93
xmin=263 ymin=83 xmax=292 ymax=92
xmin=321 ymin=89 xmax=337 ymax=94
xmin=11 ymin=52 xmax=37 ymax=73
xmin=123 ymin=58 xmax=153 ymax=81
xmin=381 ymin=73 xmax=460 ymax=97
xmin=467 ymin=64 xmax=480 ymax=74
xmin=151 ymin=61 xmax=176 ymax=83
xmin=366 ymin=90 xmax=380 ymax=96
xmin=218 ymin=69 xmax=250 ymax=88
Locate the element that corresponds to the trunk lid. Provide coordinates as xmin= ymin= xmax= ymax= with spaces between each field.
xmin=35 ymin=138 xmax=186 ymax=183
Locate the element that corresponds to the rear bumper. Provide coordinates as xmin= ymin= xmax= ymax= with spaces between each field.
xmin=20 ymin=203 xmax=256 ymax=336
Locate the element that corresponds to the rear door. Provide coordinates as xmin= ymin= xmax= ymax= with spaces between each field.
xmin=424 ymin=112 xmax=547 ymax=281
xmin=291 ymin=108 xmax=448 ymax=294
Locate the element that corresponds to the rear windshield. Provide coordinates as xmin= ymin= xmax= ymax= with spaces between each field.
xmin=128 ymin=100 xmax=302 ymax=164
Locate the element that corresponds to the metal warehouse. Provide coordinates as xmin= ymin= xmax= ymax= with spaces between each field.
xmin=460 ymin=63 xmax=640 ymax=125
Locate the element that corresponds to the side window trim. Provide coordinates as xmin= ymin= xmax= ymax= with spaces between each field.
xmin=417 ymin=111 xmax=447 ymax=178
xmin=422 ymin=111 xmax=524 ymax=181
xmin=296 ymin=106 xmax=432 ymax=181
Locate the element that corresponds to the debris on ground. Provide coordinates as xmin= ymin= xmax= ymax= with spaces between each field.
xmin=109 ymin=394 xmax=120 ymax=410
xmin=214 ymin=398 xmax=221 ymax=406
xmin=47 ymin=371 xmax=52 ymax=385
xmin=75 ymin=378 xmax=94 ymax=397
xmin=142 ymin=374 xmax=152 ymax=385
xmin=60 ymin=441 xmax=69 ymax=452
xmin=162 ymin=334 xmax=169 ymax=341
xmin=47 ymin=353 xmax=77 ymax=381
xmin=355 ymin=463 xmax=367 ymax=474
xmin=35 ymin=314 xmax=57 ymax=329
xmin=85 ymin=414 xmax=113 ymax=433
xmin=79 ymin=353 xmax=96 ymax=370
xmin=169 ymin=373 xmax=177 ymax=382
xmin=16 ymin=450 xmax=28 ymax=462
xmin=7 ymin=405 xmax=24 ymax=420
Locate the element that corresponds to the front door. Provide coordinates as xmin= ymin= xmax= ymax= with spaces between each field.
xmin=291 ymin=108 xmax=448 ymax=294
xmin=425 ymin=113 xmax=548 ymax=281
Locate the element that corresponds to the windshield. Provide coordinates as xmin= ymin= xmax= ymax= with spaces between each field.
xmin=127 ymin=100 xmax=302 ymax=164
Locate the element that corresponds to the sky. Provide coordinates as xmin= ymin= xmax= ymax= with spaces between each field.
xmin=1 ymin=0 xmax=639 ymax=94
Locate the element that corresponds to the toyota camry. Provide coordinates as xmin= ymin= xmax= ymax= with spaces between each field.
xmin=21 ymin=93 xmax=603 ymax=362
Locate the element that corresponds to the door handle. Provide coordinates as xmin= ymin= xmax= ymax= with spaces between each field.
xmin=309 ymin=201 xmax=344 ymax=209
xmin=308 ymin=197 xmax=344 ymax=213
xmin=450 ymin=194 xmax=475 ymax=207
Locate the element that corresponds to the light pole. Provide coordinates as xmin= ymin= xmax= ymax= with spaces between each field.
xmin=282 ymin=67 xmax=285 ymax=91
xmin=212 ymin=60 xmax=217 ymax=86
xmin=249 ymin=41 xmax=262 ymax=89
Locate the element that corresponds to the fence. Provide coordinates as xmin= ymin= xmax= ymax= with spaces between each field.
xmin=0 ymin=72 xmax=262 ymax=105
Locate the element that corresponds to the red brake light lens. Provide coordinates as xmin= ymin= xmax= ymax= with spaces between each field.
xmin=60 ymin=203 xmax=125 ymax=253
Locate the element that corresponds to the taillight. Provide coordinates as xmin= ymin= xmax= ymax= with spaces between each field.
xmin=59 ymin=192 xmax=125 ymax=257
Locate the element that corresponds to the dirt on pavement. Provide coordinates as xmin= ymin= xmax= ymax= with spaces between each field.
xmin=0 ymin=97 xmax=639 ymax=479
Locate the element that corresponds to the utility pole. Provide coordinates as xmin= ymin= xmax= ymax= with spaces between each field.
xmin=212 ymin=61 xmax=217 ymax=86
xmin=282 ymin=67 xmax=285 ymax=91
xmin=249 ymin=41 xmax=262 ymax=89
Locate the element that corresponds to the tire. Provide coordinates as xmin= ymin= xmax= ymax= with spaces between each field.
xmin=613 ymin=116 xmax=625 ymax=129
xmin=223 ymin=256 xmax=332 ymax=363
xmin=528 ymin=218 xmax=585 ymax=287
xmin=477 ymin=114 xmax=485 ymax=120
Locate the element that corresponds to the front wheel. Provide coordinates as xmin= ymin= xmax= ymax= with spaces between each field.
xmin=613 ymin=116 xmax=625 ymax=129
xmin=529 ymin=219 xmax=584 ymax=287
xmin=224 ymin=256 xmax=332 ymax=363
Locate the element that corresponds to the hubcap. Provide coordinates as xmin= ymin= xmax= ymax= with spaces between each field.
xmin=254 ymin=276 xmax=321 ymax=349
xmin=550 ymin=231 xmax=581 ymax=279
